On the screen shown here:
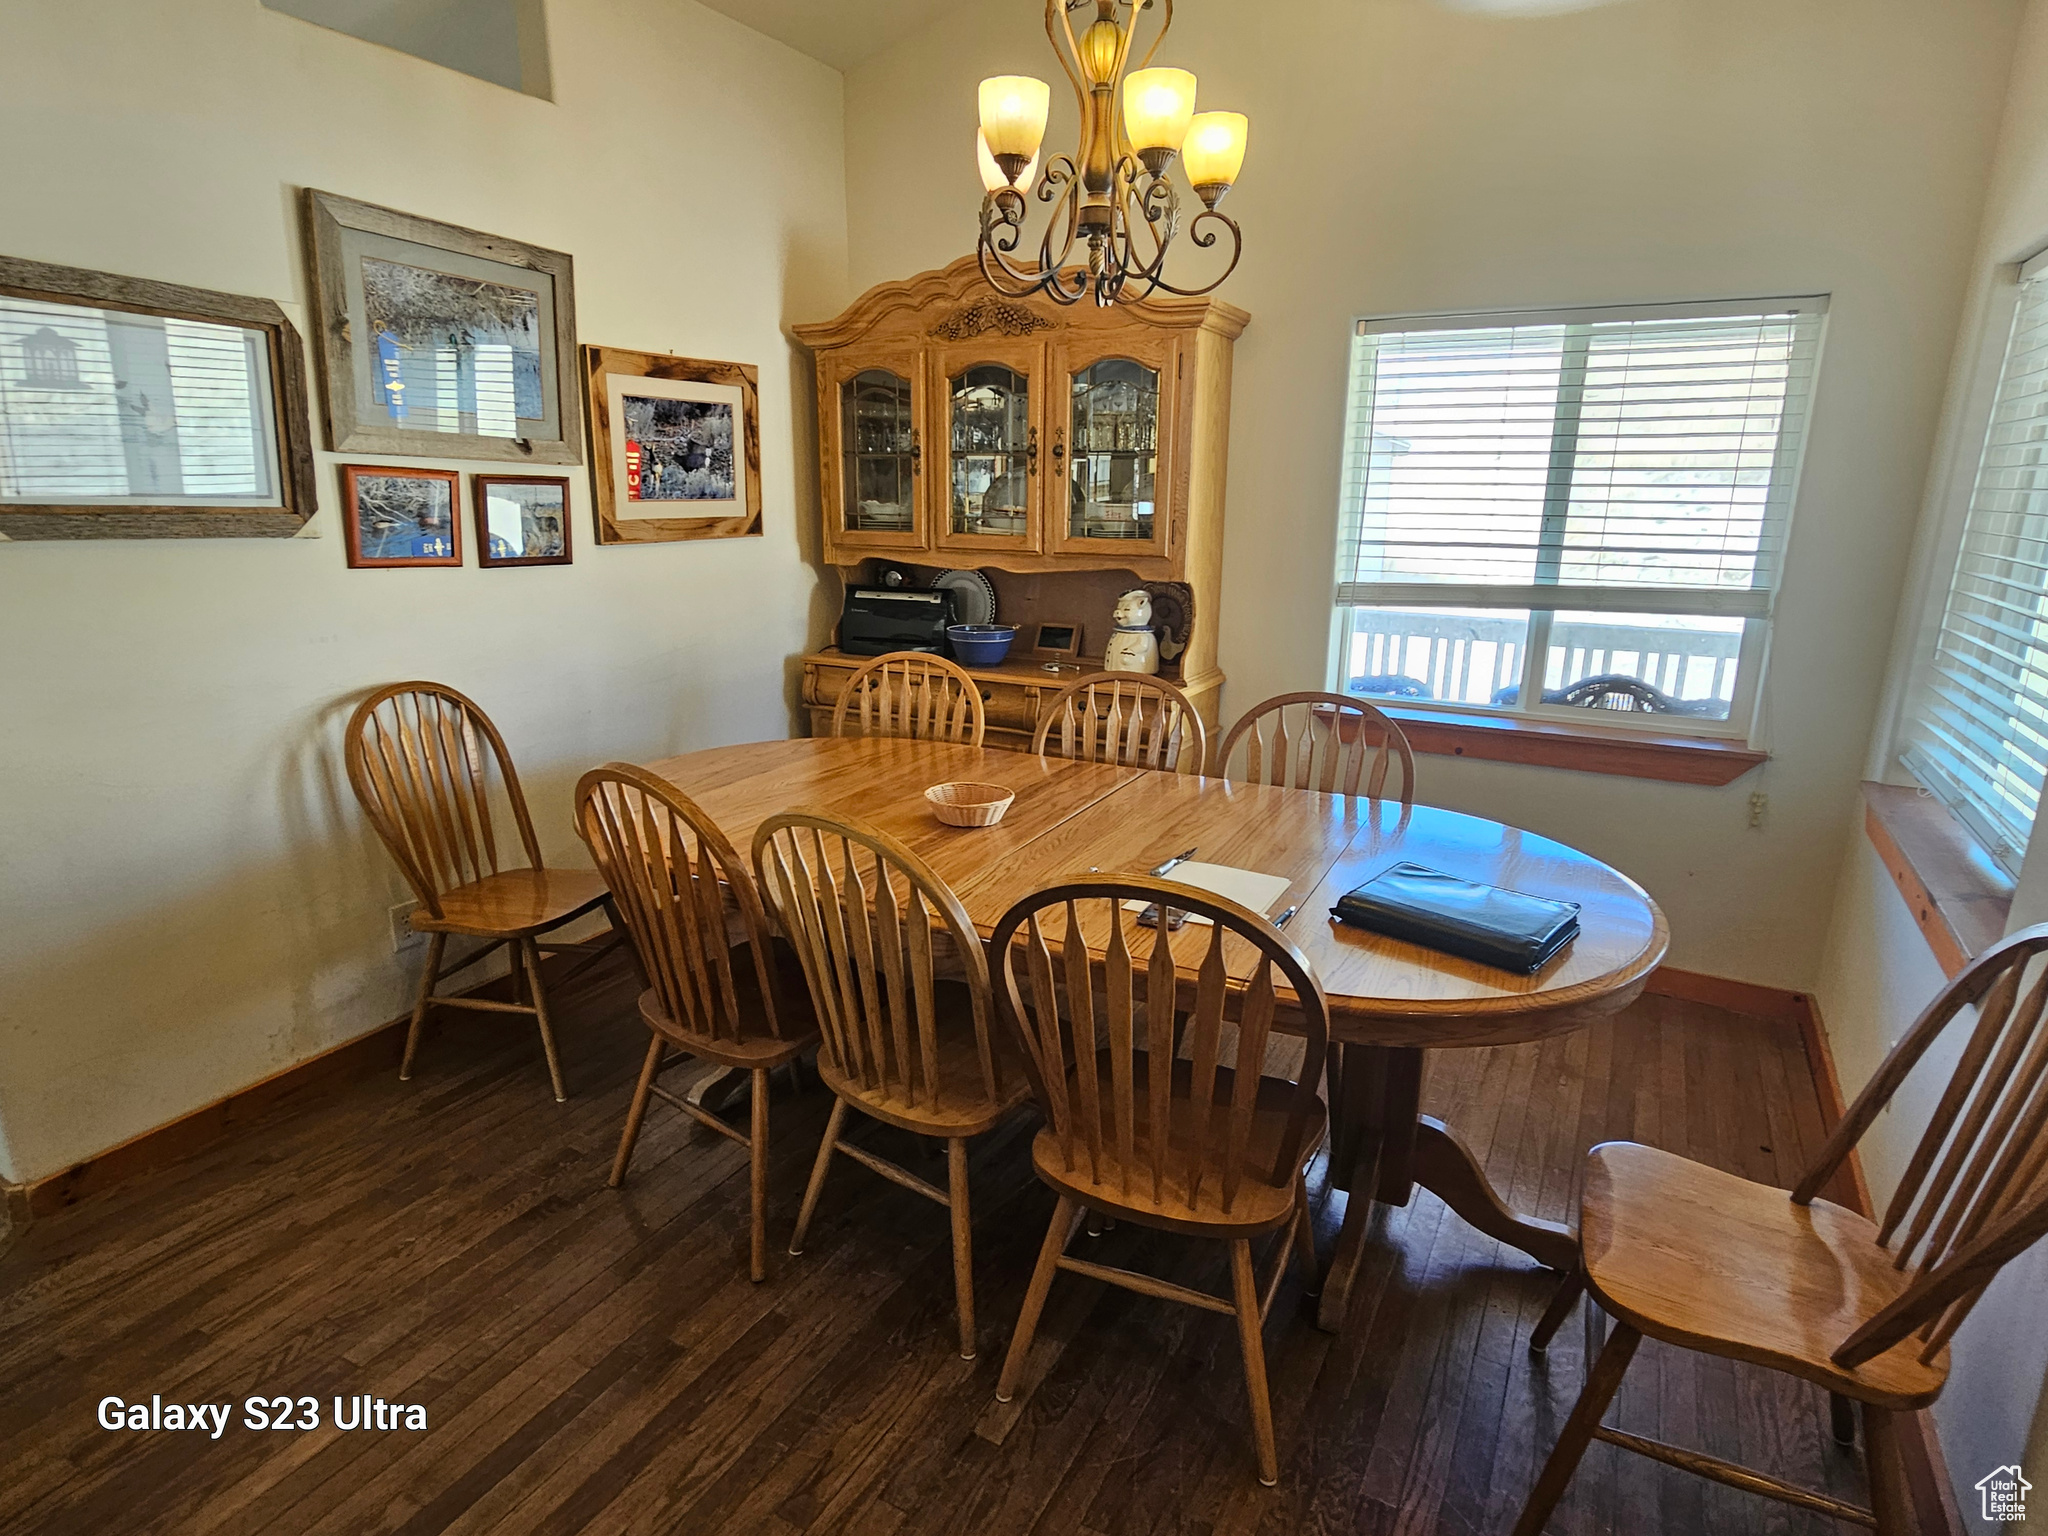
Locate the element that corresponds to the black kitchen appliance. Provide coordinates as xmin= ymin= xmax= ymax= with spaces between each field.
xmin=838 ymin=587 xmax=955 ymax=655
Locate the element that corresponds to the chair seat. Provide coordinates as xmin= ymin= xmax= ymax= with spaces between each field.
xmin=1581 ymin=1141 xmax=1950 ymax=1410
xmin=413 ymin=867 xmax=611 ymax=937
xmin=1032 ymin=1052 xmax=1328 ymax=1238
xmin=814 ymin=980 xmax=1033 ymax=1138
xmin=637 ymin=941 xmax=819 ymax=1071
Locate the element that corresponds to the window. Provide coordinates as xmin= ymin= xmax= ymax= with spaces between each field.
xmin=1331 ymin=297 xmax=1827 ymax=737
xmin=1900 ymin=255 xmax=2048 ymax=874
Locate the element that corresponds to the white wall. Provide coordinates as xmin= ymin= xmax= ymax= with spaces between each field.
xmin=1814 ymin=1 xmax=2048 ymax=1516
xmin=842 ymin=0 xmax=2020 ymax=989
xmin=0 ymin=0 xmax=848 ymax=1184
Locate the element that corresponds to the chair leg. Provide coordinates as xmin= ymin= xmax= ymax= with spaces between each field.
xmin=399 ymin=932 xmax=446 ymax=1082
xmin=1291 ymin=1177 xmax=1321 ymax=1296
xmin=1530 ymin=1267 xmax=1585 ymax=1353
xmin=609 ymin=1037 xmax=665 ymax=1188
xmin=996 ymin=1195 xmax=1079 ymax=1403
xmin=1829 ymin=1392 xmax=1857 ymax=1447
xmin=521 ymin=937 xmax=568 ymax=1102
xmin=1861 ymin=1403 xmax=1914 ymax=1536
xmin=1228 ymin=1238 xmax=1280 ymax=1487
xmin=748 ymin=1067 xmax=770 ymax=1284
xmin=1510 ymin=1320 xmax=1642 ymax=1536
xmin=790 ymin=1097 xmax=847 ymax=1256
xmin=509 ymin=940 xmax=527 ymax=1006
xmin=947 ymin=1137 xmax=976 ymax=1361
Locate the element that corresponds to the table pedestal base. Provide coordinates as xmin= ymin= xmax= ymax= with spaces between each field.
xmin=1315 ymin=1044 xmax=1577 ymax=1333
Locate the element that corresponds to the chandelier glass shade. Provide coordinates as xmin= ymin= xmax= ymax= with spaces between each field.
xmin=975 ymin=1 xmax=1247 ymax=307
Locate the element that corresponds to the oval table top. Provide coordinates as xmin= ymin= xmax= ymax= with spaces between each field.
xmin=641 ymin=736 xmax=1669 ymax=1050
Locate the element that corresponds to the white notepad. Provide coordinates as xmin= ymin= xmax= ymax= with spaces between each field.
xmin=1123 ymin=862 xmax=1293 ymax=924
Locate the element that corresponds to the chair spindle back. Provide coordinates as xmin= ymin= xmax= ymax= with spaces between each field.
xmin=1215 ymin=691 xmax=1415 ymax=804
xmin=344 ymin=682 xmax=543 ymax=920
xmin=575 ymin=764 xmax=786 ymax=1045
xmin=990 ymin=878 xmax=1329 ymax=1218
xmin=753 ymin=811 xmax=1004 ymax=1114
xmin=1031 ymin=672 xmax=1207 ymax=775
xmin=832 ymin=652 xmax=987 ymax=746
xmin=1795 ymin=924 xmax=2048 ymax=1368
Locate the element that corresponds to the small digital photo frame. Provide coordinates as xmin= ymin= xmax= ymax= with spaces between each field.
xmin=1029 ymin=619 xmax=1085 ymax=662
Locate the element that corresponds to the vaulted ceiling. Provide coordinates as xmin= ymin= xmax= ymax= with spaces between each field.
xmin=694 ymin=0 xmax=959 ymax=70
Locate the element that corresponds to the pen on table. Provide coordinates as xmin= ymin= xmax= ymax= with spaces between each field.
xmin=1272 ymin=904 xmax=1300 ymax=928
xmin=1150 ymin=845 xmax=1198 ymax=877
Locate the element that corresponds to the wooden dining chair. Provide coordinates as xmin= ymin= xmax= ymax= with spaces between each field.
xmin=830 ymin=651 xmax=987 ymax=746
xmin=1214 ymin=691 xmax=1415 ymax=804
xmin=987 ymin=877 xmax=1329 ymax=1486
xmin=574 ymin=765 xmax=818 ymax=1282
xmin=1030 ymin=671 xmax=1207 ymax=775
xmin=753 ymin=810 xmax=1032 ymax=1359
xmin=344 ymin=682 xmax=627 ymax=1101
xmin=1512 ymin=923 xmax=2048 ymax=1535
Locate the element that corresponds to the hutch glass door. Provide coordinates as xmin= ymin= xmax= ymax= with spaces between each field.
xmin=828 ymin=355 xmax=925 ymax=552
xmin=1051 ymin=337 xmax=1173 ymax=558
xmin=934 ymin=340 xmax=1042 ymax=554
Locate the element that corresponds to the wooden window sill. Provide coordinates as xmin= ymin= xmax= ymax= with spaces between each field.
xmin=1380 ymin=707 xmax=1768 ymax=786
xmin=1861 ymin=781 xmax=2012 ymax=978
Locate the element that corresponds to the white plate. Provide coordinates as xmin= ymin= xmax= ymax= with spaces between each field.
xmin=930 ymin=569 xmax=996 ymax=627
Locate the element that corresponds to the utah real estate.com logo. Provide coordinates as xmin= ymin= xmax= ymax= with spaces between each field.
xmin=1977 ymin=1465 xmax=2031 ymax=1523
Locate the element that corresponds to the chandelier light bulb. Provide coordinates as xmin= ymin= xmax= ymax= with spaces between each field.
xmin=977 ymin=129 xmax=1038 ymax=192
xmin=978 ymin=75 xmax=1052 ymax=166
xmin=1122 ymin=67 xmax=1197 ymax=157
xmin=1182 ymin=111 xmax=1248 ymax=205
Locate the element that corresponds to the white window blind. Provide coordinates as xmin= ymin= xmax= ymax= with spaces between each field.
xmin=1902 ymin=263 xmax=2048 ymax=873
xmin=1335 ymin=298 xmax=1827 ymax=617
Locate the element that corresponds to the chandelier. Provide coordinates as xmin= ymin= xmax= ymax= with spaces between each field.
xmin=975 ymin=1 xmax=1248 ymax=307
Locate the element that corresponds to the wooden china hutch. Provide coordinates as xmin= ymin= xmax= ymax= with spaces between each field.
xmin=791 ymin=255 xmax=1248 ymax=751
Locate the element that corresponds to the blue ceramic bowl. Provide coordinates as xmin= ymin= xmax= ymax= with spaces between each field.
xmin=947 ymin=624 xmax=1016 ymax=666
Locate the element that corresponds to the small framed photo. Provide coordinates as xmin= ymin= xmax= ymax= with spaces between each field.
xmin=584 ymin=345 xmax=761 ymax=544
xmin=341 ymin=465 xmax=461 ymax=568
xmin=475 ymin=474 xmax=571 ymax=567
xmin=1029 ymin=619 xmax=1086 ymax=662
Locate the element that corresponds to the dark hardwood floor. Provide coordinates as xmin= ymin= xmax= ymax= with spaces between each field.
xmin=0 ymin=957 xmax=1869 ymax=1534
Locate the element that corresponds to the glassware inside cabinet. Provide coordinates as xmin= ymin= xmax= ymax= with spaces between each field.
xmin=840 ymin=369 xmax=916 ymax=533
xmin=949 ymin=364 xmax=1031 ymax=537
xmin=1067 ymin=357 xmax=1159 ymax=541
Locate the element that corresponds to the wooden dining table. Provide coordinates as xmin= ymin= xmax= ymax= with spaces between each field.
xmin=641 ymin=735 xmax=1669 ymax=1330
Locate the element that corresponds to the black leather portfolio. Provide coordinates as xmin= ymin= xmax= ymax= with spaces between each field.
xmin=1330 ymin=862 xmax=1581 ymax=974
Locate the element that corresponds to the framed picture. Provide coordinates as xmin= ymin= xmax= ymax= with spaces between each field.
xmin=302 ymin=189 xmax=580 ymax=464
xmin=0 ymin=254 xmax=317 ymax=539
xmin=1030 ymin=619 xmax=1086 ymax=662
xmin=583 ymin=345 xmax=761 ymax=544
xmin=475 ymin=474 xmax=570 ymax=567
xmin=341 ymin=465 xmax=461 ymax=568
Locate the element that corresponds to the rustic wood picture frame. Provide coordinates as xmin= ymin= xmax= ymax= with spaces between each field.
xmin=340 ymin=464 xmax=462 ymax=568
xmin=583 ymin=345 xmax=762 ymax=544
xmin=0 ymin=254 xmax=317 ymax=540
xmin=474 ymin=473 xmax=572 ymax=568
xmin=301 ymin=189 xmax=581 ymax=464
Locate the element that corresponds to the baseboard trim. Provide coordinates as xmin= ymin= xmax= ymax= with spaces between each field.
xmin=15 ymin=949 xmax=573 ymax=1221
xmin=21 ymin=1014 xmax=411 ymax=1220
xmin=1641 ymin=964 xmax=1809 ymax=1024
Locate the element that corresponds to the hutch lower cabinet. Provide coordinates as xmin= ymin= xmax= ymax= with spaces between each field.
xmin=791 ymin=257 xmax=1247 ymax=746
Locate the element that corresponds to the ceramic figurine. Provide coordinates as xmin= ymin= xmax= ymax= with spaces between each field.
xmin=1102 ymin=588 xmax=1160 ymax=675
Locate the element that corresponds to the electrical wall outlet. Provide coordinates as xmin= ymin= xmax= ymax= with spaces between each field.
xmin=1748 ymin=790 xmax=1768 ymax=829
xmin=389 ymin=900 xmax=425 ymax=953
